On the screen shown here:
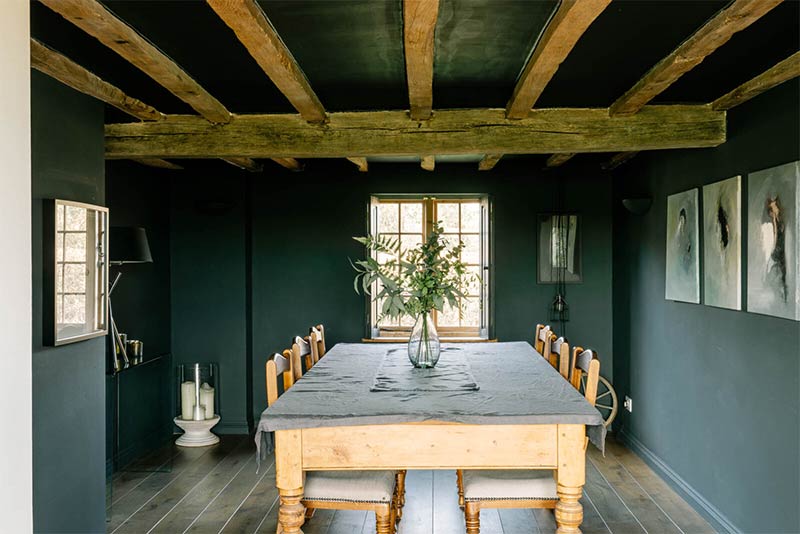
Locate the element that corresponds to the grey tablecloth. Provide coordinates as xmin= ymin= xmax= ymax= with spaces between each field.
xmin=256 ymin=342 xmax=605 ymax=463
xmin=371 ymin=346 xmax=479 ymax=392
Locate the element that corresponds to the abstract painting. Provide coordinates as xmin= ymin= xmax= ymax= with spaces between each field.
xmin=665 ymin=189 xmax=699 ymax=303
xmin=703 ymin=176 xmax=741 ymax=310
xmin=747 ymin=161 xmax=800 ymax=321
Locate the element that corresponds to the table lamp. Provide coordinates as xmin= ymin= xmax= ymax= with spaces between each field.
xmin=109 ymin=226 xmax=152 ymax=371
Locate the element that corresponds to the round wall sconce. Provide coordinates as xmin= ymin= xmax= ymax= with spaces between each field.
xmin=622 ymin=197 xmax=653 ymax=215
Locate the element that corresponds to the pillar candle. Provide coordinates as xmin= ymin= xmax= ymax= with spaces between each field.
xmin=200 ymin=383 xmax=215 ymax=419
xmin=180 ymin=381 xmax=195 ymax=420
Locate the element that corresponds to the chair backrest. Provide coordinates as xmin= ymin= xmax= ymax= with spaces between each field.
xmin=266 ymin=351 xmax=294 ymax=407
xmin=310 ymin=326 xmax=325 ymax=363
xmin=534 ymin=324 xmax=551 ymax=353
xmin=570 ymin=347 xmax=600 ymax=406
xmin=550 ymin=336 xmax=571 ymax=379
xmin=313 ymin=324 xmax=327 ymax=356
xmin=541 ymin=330 xmax=557 ymax=366
xmin=292 ymin=335 xmax=312 ymax=380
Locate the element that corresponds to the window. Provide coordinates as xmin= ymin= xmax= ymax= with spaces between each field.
xmin=368 ymin=195 xmax=490 ymax=340
xmin=53 ymin=200 xmax=108 ymax=345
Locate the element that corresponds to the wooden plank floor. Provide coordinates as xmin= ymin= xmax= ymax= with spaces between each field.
xmin=108 ymin=434 xmax=715 ymax=533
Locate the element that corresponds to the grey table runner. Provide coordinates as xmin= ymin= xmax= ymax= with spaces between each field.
xmin=371 ymin=347 xmax=479 ymax=392
xmin=256 ymin=342 xmax=606 ymax=462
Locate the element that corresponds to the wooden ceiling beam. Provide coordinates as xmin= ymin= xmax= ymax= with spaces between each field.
xmin=420 ymin=155 xmax=435 ymax=171
xmin=601 ymin=151 xmax=640 ymax=171
xmin=506 ymin=0 xmax=610 ymax=119
xmin=31 ymin=39 xmax=165 ymax=122
xmin=271 ymin=158 xmax=305 ymax=172
xmin=478 ymin=154 xmax=503 ymax=171
xmin=40 ymin=0 xmax=231 ymax=123
xmin=223 ymin=157 xmax=264 ymax=172
xmin=712 ymin=51 xmax=800 ymax=111
xmin=347 ymin=157 xmax=369 ymax=172
xmin=105 ymin=106 xmax=726 ymax=159
xmin=404 ymin=0 xmax=440 ymax=120
xmin=546 ymin=153 xmax=576 ymax=168
xmin=207 ymin=0 xmax=327 ymax=123
xmin=132 ymin=158 xmax=183 ymax=170
xmin=610 ymin=0 xmax=782 ymax=116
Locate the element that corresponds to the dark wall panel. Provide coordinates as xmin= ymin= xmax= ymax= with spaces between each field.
xmin=31 ymin=71 xmax=107 ymax=533
xmin=170 ymin=169 xmax=249 ymax=433
xmin=613 ymin=80 xmax=800 ymax=533
xmin=105 ymin=162 xmax=174 ymax=471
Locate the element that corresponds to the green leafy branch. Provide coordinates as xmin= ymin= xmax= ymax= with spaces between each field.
xmin=351 ymin=223 xmax=476 ymax=321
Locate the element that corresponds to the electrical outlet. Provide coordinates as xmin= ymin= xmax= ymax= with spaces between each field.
xmin=624 ymin=396 xmax=633 ymax=413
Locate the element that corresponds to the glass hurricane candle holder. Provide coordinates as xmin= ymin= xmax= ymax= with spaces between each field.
xmin=175 ymin=362 xmax=220 ymax=447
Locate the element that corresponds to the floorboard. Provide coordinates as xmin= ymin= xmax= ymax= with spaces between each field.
xmin=113 ymin=436 xmax=245 ymax=534
xmin=108 ymin=434 xmax=715 ymax=534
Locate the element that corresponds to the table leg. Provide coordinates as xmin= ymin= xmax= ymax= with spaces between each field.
xmin=275 ymin=430 xmax=305 ymax=534
xmin=555 ymin=424 xmax=585 ymax=534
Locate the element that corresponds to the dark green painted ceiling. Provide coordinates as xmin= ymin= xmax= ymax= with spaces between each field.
xmin=31 ymin=0 xmax=799 ymax=121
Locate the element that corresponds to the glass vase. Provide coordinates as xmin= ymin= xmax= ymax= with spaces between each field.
xmin=408 ymin=312 xmax=441 ymax=368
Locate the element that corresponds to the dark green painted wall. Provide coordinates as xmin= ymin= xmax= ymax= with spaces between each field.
xmin=247 ymin=161 xmax=615 ymax=422
xmin=166 ymin=160 xmax=614 ymax=428
xmin=105 ymin=162 xmax=174 ymax=472
xmin=170 ymin=170 xmax=250 ymax=433
xmin=31 ymin=71 xmax=107 ymax=533
xmin=613 ymin=80 xmax=800 ymax=533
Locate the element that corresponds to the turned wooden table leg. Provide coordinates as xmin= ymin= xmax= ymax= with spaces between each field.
xmin=556 ymin=424 xmax=586 ymax=534
xmin=555 ymin=484 xmax=583 ymax=534
xmin=464 ymin=502 xmax=480 ymax=534
xmin=278 ymin=487 xmax=305 ymax=534
xmin=276 ymin=430 xmax=305 ymax=534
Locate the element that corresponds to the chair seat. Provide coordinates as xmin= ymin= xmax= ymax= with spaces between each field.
xmin=304 ymin=470 xmax=396 ymax=504
xmin=463 ymin=470 xmax=558 ymax=501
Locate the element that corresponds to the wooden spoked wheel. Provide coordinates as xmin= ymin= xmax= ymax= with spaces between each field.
xmin=580 ymin=374 xmax=618 ymax=428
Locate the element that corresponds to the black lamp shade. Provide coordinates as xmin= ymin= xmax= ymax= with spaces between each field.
xmin=110 ymin=226 xmax=153 ymax=264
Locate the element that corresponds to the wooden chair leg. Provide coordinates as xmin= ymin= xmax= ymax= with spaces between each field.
xmin=456 ymin=469 xmax=465 ymax=508
xmin=396 ymin=470 xmax=406 ymax=520
xmin=464 ymin=501 xmax=480 ymax=534
xmin=376 ymin=503 xmax=393 ymax=534
xmin=304 ymin=506 xmax=315 ymax=520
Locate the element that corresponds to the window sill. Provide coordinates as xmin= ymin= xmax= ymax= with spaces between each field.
xmin=361 ymin=337 xmax=497 ymax=343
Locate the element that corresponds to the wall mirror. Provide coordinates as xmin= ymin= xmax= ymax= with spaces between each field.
xmin=538 ymin=214 xmax=582 ymax=283
xmin=45 ymin=199 xmax=109 ymax=345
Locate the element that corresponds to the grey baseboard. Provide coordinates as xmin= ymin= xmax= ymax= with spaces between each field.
xmin=211 ymin=420 xmax=250 ymax=435
xmin=618 ymin=429 xmax=740 ymax=534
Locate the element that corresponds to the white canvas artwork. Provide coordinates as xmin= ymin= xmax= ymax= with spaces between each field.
xmin=665 ymin=189 xmax=700 ymax=303
xmin=747 ymin=161 xmax=800 ymax=321
xmin=703 ymin=176 xmax=741 ymax=310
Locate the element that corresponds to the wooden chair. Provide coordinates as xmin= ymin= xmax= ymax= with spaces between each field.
xmin=310 ymin=327 xmax=325 ymax=364
xmin=265 ymin=352 xmax=403 ymax=533
xmin=533 ymin=324 xmax=552 ymax=354
xmin=543 ymin=336 xmax=571 ymax=379
xmin=457 ymin=349 xmax=601 ymax=534
xmin=311 ymin=324 xmax=327 ymax=357
xmin=292 ymin=335 xmax=313 ymax=379
xmin=569 ymin=347 xmax=600 ymax=404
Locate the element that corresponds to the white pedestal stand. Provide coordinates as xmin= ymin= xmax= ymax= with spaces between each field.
xmin=174 ymin=415 xmax=220 ymax=447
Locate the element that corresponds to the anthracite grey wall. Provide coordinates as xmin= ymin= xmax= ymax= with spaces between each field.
xmin=170 ymin=170 xmax=250 ymax=433
xmin=613 ymin=79 xmax=800 ymax=533
xmin=31 ymin=71 xmax=107 ymax=533
xmin=105 ymin=161 xmax=173 ymax=471
xmin=247 ymin=161 xmax=614 ymax=422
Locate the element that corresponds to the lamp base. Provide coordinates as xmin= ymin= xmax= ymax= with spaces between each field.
xmin=174 ymin=415 xmax=220 ymax=447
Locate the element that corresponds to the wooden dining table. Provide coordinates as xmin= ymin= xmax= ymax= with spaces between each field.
xmin=256 ymin=342 xmax=605 ymax=534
